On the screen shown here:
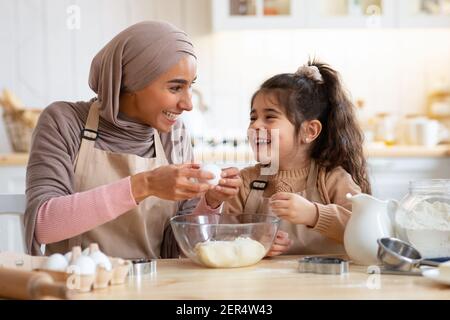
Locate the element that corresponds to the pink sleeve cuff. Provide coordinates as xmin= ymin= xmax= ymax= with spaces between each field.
xmin=193 ymin=195 xmax=223 ymax=215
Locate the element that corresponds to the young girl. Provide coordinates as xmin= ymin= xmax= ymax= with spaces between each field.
xmin=224 ymin=59 xmax=371 ymax=256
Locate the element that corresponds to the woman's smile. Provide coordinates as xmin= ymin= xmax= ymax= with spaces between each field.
xmin=119 ymin=55 xmax=197 ymax=133
xmin=162 ymin=110 xmax=181 ymax=122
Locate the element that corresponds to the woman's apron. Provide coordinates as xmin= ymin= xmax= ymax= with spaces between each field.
xmin=45 ymin=101 xmax=179 ymax=259
xmin=243 ymin=161 xmax=345 ymax=255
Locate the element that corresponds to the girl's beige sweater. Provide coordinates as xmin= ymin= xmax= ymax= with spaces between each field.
xmin=224 ymin=163 xmax=362 ymax=244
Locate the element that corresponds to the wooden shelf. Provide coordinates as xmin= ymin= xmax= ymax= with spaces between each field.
xmin=365 ymin=144 xmax=450 ymax=158
xmin=0 ymin=153 xmax=29 ymax=166
xmin=1 ymin=145 xmax=449 ymax=168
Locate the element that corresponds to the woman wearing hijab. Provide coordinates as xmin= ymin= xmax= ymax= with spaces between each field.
xmin=24 ymin=21 xmax=241 ymax=259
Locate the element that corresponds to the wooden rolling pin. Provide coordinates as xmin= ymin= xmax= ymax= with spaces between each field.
xmin=0 ymin=267 xmax=71 ymax=300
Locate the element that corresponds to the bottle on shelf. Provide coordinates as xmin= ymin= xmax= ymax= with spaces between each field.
xmin=349 ymin=0 xmax=362 ymax=16
xmin=373 ymin=112 xmax=398 ymax=146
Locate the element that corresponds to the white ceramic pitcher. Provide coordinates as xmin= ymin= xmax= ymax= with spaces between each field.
xmin=344 ymin=193 xmax=399 ymax=265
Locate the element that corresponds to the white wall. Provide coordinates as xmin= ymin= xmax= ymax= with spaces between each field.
xmin=0 ymin=0 xmax=173 ymax=151
xmin=1 ymin=0 xmax=449 ymax=151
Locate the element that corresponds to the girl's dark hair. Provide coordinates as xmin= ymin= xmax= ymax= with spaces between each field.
xmin=251 ymin=59 xmax=371 ymax=194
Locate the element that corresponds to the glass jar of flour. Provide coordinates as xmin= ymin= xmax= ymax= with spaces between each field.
xmin=395 ymin=180 xmax=450 ymax=259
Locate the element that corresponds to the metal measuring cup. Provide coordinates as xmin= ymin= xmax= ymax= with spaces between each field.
xmin=377 ymin=237 xmax=440 ymax=272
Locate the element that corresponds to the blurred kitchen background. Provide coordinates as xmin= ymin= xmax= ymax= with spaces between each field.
xmin=0 ymin=0 xmax=449 ymax=200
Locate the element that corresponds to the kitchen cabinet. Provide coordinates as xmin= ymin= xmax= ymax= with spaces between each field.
xmin=368 ymin=157 xmax=450 ymax=201
xmin=212 ymin=0 xmax=308 ymax=30
xmin=397 ymin=0 xmax=450 ymax=27
xmin=212 ymin=0 xmax=450 ymax=30
xmin=306 ymin=0 xmax=397 ymax=28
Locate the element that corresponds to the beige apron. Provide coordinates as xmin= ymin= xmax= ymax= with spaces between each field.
xmin=243 ymin=161 xmax=344 ymax=255
xmin=45 ymin=101 xmax=179 ymax=259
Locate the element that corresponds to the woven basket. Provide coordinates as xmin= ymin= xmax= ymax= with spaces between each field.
xmin=2 ymin=109 xmax=41 ymax=152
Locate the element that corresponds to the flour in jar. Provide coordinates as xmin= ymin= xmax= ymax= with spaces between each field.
xmin=396 ymin=201 xmax=450 ymax=230
xmin=194 ymin=237 xmax=266 ymax=268
xmin=396 ymin=201 xmax=450 ymax=258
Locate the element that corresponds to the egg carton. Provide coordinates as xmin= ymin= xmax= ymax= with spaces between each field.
xmin=0 ymin=246 xmax=132 ymax=293
xmin=38 ymin=244 xmax=133 ymax=293
xmin=35 ymin=256 xmax=132 ymax=293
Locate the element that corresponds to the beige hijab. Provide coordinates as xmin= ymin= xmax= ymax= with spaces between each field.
xmin=90 ymin=20 xmax=196 ymax=128
xmin=25 ymin=21 xmax=197 ymax=255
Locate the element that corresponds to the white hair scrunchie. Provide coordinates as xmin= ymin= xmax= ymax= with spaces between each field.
xmin=295 ymin=65 xmax=324 ymax=84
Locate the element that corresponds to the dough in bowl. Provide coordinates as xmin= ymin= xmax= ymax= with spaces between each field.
xmin=194 ymin=237 xmax=266 ymax=268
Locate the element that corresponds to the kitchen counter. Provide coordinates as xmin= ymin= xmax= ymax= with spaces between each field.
xmin=1 ymin=145 xmax=449 ymax=167
xmin=73 ymin=255 xmax=449 ymax=300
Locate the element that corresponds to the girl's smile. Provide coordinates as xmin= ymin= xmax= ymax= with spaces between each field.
xmin=249 ymin=92 xmax=302 ymax=169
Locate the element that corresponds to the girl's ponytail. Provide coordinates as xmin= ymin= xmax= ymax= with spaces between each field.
xmin=310 ymin=61 xmax=371 ymax=194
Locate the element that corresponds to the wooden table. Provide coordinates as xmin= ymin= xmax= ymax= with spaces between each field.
xmin=74 ymin=255 xmax=450 ymax=300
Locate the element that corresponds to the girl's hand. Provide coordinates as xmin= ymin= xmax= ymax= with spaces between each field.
xmin=131 ymin=163 xmax=214 ymax=202
xmin=204 ymin=167 xmax=242 ymax=208
xmin=270 ymin=192 xmax=319 ymax=227
xmin=266 ymin=230 xmax=292 ymax=257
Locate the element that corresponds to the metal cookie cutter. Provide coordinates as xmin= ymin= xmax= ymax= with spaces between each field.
xmin=129 ymin=258 xmax=157 ymax=277
xmin=298 ymin=256 xmax=349 ymax=275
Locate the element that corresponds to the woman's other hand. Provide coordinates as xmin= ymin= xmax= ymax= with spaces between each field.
xmin=204 ymin=167 xmax=242 ymax=208
xmin=266 ymin=230 xmax=292 ymax=257
xmin=131 ymin=163 xmax=214 ymax=202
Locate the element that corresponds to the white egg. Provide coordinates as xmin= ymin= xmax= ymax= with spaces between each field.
xmin=89 ymin=251 xmax=112 ymax=271
xmin=64 ymin=251 xmax=72 ymax=262
xmin=200 ymin=164 xmax=222 ymax=186
xmin=69 ymin=256 xmax=96 ymax=275
xmin=44 ymin=253 xmax=68 ymax=272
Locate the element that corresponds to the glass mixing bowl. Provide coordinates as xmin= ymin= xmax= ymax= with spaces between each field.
xmin=170 ymin=213 xmax=280 ymax=268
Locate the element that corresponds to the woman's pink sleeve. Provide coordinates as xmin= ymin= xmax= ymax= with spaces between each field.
xmin=35 ymin=177 xmax=138 ymax=244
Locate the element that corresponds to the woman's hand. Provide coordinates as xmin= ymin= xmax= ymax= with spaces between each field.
xmin=266 ymin=230 xmax=292 ymax=257
xmin=270 ymin=192 xmax=319 ymax=227
xmin=131 ymin=163 xmax=214 ymax=203
xmin=204 ymin=167 xmax=242 ymax=208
